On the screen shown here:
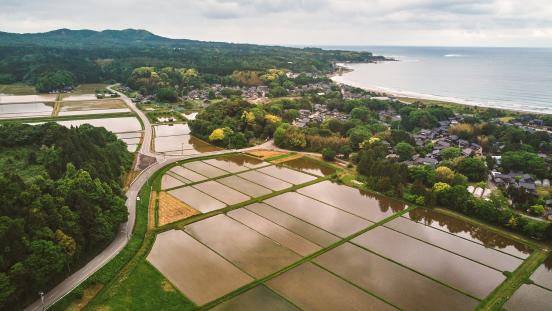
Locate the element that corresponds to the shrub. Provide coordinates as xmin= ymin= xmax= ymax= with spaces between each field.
xmin=322 ymin=148 xmax=336 ymax=161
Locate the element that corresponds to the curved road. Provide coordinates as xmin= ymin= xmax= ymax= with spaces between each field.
xmin=25 ymin=85 xmax=252 ymax=311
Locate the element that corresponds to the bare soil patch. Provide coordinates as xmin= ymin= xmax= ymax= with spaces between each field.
xmin=158 ymin=191 xmax=199 ymax=226
xmin=246 ymin=149 xmax=287 ymax=159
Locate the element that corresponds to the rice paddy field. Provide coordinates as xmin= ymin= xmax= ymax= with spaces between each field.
xmin=152 ymin=123 xmax=221 ymax=155
xmin=123 ymin=153 xmax=550 ymax=311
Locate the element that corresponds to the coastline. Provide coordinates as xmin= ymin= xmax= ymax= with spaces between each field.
xmin=331 ymin=63 xmax=552 ymax=116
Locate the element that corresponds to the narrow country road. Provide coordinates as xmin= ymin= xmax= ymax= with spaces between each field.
xmin=24 ymin=86 xmax=248 ymax=311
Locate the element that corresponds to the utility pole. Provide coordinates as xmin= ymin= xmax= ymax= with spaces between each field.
xmin=39 ymin=291 xmax=45 ymax=311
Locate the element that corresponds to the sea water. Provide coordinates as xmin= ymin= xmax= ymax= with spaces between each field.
xmin=328 ymin=46 xmax=552 ymax=114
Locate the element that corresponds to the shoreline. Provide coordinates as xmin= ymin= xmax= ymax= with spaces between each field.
xmin=331 ymin=63 xmax=552 ymax=116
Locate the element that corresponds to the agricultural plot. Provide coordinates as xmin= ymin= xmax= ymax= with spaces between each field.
xmin=298 ymin=180 xmax=406 ymax=222
xmin=404 ymin=208 xmax=532 ymax=258
xmin=352 ymin=226 xmax=506 ymax=298
xmin=314 ymin=243 xmax=479 ymax=311
xmin=217 ymin=175 xmax=272 ymax=197
xmin=384 ymin=216 xmax=523 ymax=271
xmin=147 ymin=230 xmax=253 ymax=305
xmin=184 ymin=215 xmax=300 ymax=278
xmin=154 ymin=135 xmax=220 ymax=154
xmin=228 ymin=208 xmax=320 ymax=256
xmin=211 ymin=285 xmax=299 ymax=311
xmin=281 ymin=157 xmax=336 ymax=176
xmin=183 ymin=161 xmax=229 ymax=178
xmin=54 ymin=117 xmax=142 ymax=133
xmin=264 ymin=192 xmax=371 ymax=237
xmin=0 ymin=94 xmax=56 ymax=103
xmin=267 ymin=263 xmax=396 ymax=311
xmin=504 ymin=285 xmax=552 ymax=311
xmin=157 ymin=192 xmax=199 ymax=226
xmin=145 ymin=157 xmax=539 ymax=310
xmin=58 ymin=98 xmax=129 ymax=116
xmin=237 ymin=171 xmax=292 ymax=191
xmin=530 ymin=257 xmax=552 ymax=290
xmin=193 ymin=181 xmax=250 ymax=205
xmin=169 ymin=166 xmax=207 ymax=183
xmin=0 ymin=102 xmax=54 ymax=119
xmin=258 ymin=165 xmax=317 ymax=184
xmin=168 ymin=186 xmax=226 ymax=213
xmin=245 ymin=203 xmax=340 ymax=247
xmin=204 ymin=157 xmax=252 ymax=173
xmin=154 ymin=124 xmax=190 ymax=137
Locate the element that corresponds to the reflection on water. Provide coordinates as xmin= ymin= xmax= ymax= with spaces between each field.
xmin=406 ymin=208 xmax=532 ymax=258
xmin=283 ymin=157 xmax=336 ymax=176
xmin=298 ymin=180 xmax=406 ymax=222
xmin=315 ymin=243 xmax=478 ymax=311
xmin=211 ymin=285 xmax=300 ymax=311
xmin=154 ymin=135 xmax=220 ymax=153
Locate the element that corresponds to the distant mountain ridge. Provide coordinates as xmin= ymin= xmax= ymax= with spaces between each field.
xmin=0 ymin=28 xmax=200 ymax=48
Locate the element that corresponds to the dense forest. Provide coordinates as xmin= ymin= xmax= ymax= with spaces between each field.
xmin=0 ymin=123 xmax=132 ymax=308
xmin=0 ymin=29 xmax=386 ymax=91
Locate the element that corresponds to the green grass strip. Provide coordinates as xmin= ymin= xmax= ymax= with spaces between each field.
xmin=476 ymin=250 xmax=550 ymax=311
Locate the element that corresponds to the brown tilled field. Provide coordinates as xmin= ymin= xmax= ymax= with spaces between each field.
xmin=158 ymin=191 xmax=199 ymax=226
xmin=246 ymin=149 xmax=287 ymax=159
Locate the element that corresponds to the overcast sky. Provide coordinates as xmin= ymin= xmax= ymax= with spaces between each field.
xmin=1 ymin=0 xmax=552 ymax=47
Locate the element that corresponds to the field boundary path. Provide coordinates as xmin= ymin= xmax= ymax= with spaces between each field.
xmin=51 ymin=94 xmax=62 ymax=116
xmin=24 ymin=86 xmax=275 ymax=311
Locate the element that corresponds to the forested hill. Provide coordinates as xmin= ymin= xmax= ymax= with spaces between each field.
xmin=0 ymin=28 xmax=386 ymax=86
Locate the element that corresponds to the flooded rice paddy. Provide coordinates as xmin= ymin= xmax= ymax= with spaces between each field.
xmin=193 ymin=181 xmax=250 ymax=205
xmin=384 ymin=216 xmax=523 ymax=271
xmin=282 ymin=157 xmax=336 ymax=176
xmin=184 ymin=215 xmax=300 ymax=278
xmin=154 ymin=135 xmax=220 ymax=154
xmin=204 ymin=157 xmax=251 ymax=173
xmin=352 ymin=226 xmax=505 ymax=298
xmin=504 ymin=284 xmax=552 ymax=311
xmin=267 ymin=263 xmax=397 ymax=311
xmin=258 ymin=165 xmax=317 ymax=184
xmin=0 ymin=102 xmax=54 ymax=119
xmin=530 ymin=256 xmax=552 ymax=290
xmin=169 ymin=166 xmax=207 ymax=183
xmin=161 ymin=175 xmax=186 ymax=190
xmin=183 ymin=161 xmax=229 ymax=178
xmin=228 ymin=208 xmax=320 ymax=256
xmin=217 ymin=175 xmax=272 ymax=197
xmin=237 ymin=171 xmax=292 ymax=191
xmin=154 ymin=124 xmax=190 ymax=137
xmin=245 ymin=203 xmax=339 ymax=247
xmin=147 ymin=230 xmax=253 ymax=305
xmin=314 ymin=243 xmax=479 ymax=311
xmin=211 ymin=285 xmax=299 ymax=311
xmin=168 ymin=186 xmax=226 ymax=213
xmin=0 ymin=94 xmax=56 ymax=104
xmin=264 ymin=192 xmax=371 ymax=237
xmin=404 ymin=208 xmax=532 ymax=258
xmin=148 ymin=156 xmax=538 ymax=309
xmin=54 ymin=117 xmax=142 ymax=133
xmin=298 ymin=180 xmax=406 ymax=222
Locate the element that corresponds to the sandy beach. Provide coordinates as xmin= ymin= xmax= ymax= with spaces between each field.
xmin=332 ymin=63 xmax=552 ymax=115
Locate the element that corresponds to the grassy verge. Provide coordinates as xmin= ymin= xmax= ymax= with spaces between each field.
xmin=86 ymin=260 xmax=193 ymax=311
xmin=0 ymin=83 xmax=37 ymax=95
xmin=476 ymin=250 xmax=550 ymax=311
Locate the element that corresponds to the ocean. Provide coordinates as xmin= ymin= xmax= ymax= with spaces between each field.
xmin=327 ymin=46 xmax=552 ymax=114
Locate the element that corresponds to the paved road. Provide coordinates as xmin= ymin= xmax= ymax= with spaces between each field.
xmin=24 ymin=87 xmax=274 ymax=311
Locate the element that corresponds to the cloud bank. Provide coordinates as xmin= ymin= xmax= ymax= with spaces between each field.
xmin=1 ymin=0 xmax=551 ymax=46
